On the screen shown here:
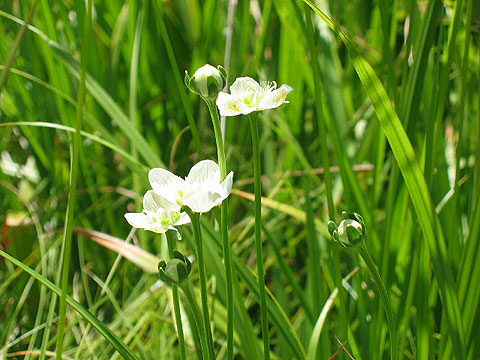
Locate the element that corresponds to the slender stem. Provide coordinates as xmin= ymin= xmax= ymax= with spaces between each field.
xmin=56 ymin=1 xmax=92 ymax=359
xmin=205 ymin=100 xmax=227 ymax=175
xmin=184 ymin=208 xmax=215 ymax=360
xmin=180 ymin=280 xmax=209 ymax=360
xmin=249 ymin=113 xmax=270 ymax=360
xmin=166 ymin=232 xmax=186 ymax=360
xmin=205 ymin=98 xmax=234 ymax=360
xmin=357 ymin=242 xmax=397 ymax=360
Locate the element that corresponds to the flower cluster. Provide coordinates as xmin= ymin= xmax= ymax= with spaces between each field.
xmin=126 ymin=65 xmax=292 ymax=236
xmin=125 ymin=160 xmax=233 ymax=235
xmin=185 ymin=64 xmax=293 ymax=116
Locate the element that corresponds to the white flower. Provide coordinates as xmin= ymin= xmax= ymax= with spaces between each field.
xmin=124 ymin=190 xmax=191 ymax=234
xmin=216 ymin=76 xmax=293 ymax=116
xmin=148 ymin=160 xmax=234 ymax=213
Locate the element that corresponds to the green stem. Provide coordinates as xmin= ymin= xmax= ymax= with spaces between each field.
xmin=180 ymin=279 xmax=209 ymax=360
xmin=357 ymin=242 xmax=397 ymax=360
xmin=56 ymin=1 xmax=92 ymax=359
xmin=166 ymin=232 xmax=186 ymax=360
xmin=205 ymin=98 xmax=234 ymax=360
xmin=249 ymin=113 xmax=270 ymax=360
xmin=184 ymin=209 xmax=215 ymax=360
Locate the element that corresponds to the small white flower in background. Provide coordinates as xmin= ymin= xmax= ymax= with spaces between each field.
xmin=216 ymin=76 xmax=293 ymax=116
xmin=148 ymin=160 xmax=233 ymax=213
xmin=124 ymin=190 xmax=191 ymax=234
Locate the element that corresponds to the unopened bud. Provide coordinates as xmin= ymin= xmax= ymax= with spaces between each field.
xmin=328 ymin=211 xmax=366 ymax=248
xmin=158 ymin=250 xmax=192 ymax=284
xmin=185 ymin=64 xmax=226 ymax=99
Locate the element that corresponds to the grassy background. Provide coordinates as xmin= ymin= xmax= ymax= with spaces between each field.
xmin=1 ymin=0 xmax=479 ymax=359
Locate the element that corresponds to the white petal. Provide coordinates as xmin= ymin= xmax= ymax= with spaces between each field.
xmin=219 ymin=171 xmax=234 ymax=199
xmin=184 ymin=191 xmax=222 ymax=213
xmin=124 ymin=212 xmax=153 ymax=229
xmin=144 ymin=224 xmax=169 ymax=234
xmin=176 ymin=212 xmax=191 ymax=226
xmin=258 ymin=84 xmax=293 ymax=110
xmin=230 ymin=77 xmax=261 ymax=97
xmin=216 ymin=92 xmax=243 ymax=116
xmin=148 ymin=168 xmax=184 ymax=204
xmin=186 ymin=160 xmax=221 ymax=185
xmin=143 ymin=190 xmax=179 ymax=213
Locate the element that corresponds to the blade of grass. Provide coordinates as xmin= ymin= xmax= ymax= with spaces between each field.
xmin=0 ymin=0 xmax=40 ymax=93
xmin=56 ymin=1 xmax=92 ymax=358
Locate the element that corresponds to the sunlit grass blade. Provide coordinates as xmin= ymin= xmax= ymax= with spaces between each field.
xmin=307 ymin=268 xmax=358 ymax=360
xmin=0 ymin=249 xmax=139 ymax=360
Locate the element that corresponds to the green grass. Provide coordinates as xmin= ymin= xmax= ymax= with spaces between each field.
xmin=1 ymin=0 xmax=479 ymax=359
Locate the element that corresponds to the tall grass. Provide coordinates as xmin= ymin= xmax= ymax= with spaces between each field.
xmin=1 ymin=0 xmax=479 ymax=359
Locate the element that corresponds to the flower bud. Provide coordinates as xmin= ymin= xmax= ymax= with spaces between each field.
xmin=185 ymin=64 xmax=227 ymax=99
xmin=328 ymin=211 xmax=366 ymax=248
xmin=158 ymin=250 xmax=192 ymax=284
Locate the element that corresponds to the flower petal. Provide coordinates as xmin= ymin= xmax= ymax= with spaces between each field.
xmin=124 ymin=212 xmax=153 ymax=229
xmin=143 ymin=190 xmax=179 ymax=213
xmin=184 ymin=191 xmax=222 ymax=213
xmin=186 ymin=160 xmax=221 ymax=185
xmin=216 ymin=92 xmax=243 ymax=116
xmin=148 ymin=168 xmax=184 ymax=204
xmin=219 ymin=171 xmax=234 ymax=199
xmin=230 ymin=77 xmax=261 ymax=97
xmin=176 ymin=212 xmax=191 ymax=226
xmin=143 ymin=224 xmax=169 ymax=234
xmin=258 ymin=84 xmax=293 ymax=110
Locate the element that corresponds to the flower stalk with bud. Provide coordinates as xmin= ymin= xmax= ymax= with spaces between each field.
xmin=125 ymin=158 xmax=232 ymax=360
xmin=148 ymin=159 xmax=231 ymax=360
xmin=328 ymin=212 xmax=398 ymax=360
xmin=158 ymin=244 xmax=207 ymax=360
xmin=185 ymin=64 xmax=236 ymax=360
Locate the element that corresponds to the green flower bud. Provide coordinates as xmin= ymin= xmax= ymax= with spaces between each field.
xmin=328 ymin=211 xmax=366 ymax=248
xmin=158 ymin=250 xmax=192 ymax=285
xmin=185 ymin=64 xmax=227 ymax=99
